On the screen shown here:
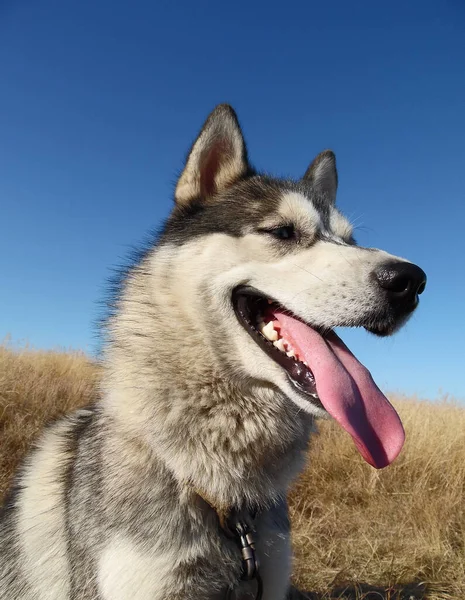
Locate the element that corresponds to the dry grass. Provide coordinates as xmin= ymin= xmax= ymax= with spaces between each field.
xmin=288 ymin=397 xmax=465 ymax=599
xmin=0 ymin=341 xmax=98 ymax=493
xmin=0 ymin=344 xmax=463 ymax=599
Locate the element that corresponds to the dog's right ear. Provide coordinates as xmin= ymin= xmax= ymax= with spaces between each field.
xmin=175 ymin=104 xmax=250 ymax=206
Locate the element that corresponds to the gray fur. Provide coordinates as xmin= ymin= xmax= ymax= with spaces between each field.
xmin=0 ymin=105 xmax=425 ymax=599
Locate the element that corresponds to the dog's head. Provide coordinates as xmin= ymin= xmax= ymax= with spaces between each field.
xmin=155 ymin=105 xmax=426 ymax=468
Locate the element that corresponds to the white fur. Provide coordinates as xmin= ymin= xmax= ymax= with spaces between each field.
xmin=329 ymin=208 xmax=354 ymax=241
xmin=16 ymin=416 xmax=87 ymax=599
xmin=98 ymin=535 xmax=175 ymax=600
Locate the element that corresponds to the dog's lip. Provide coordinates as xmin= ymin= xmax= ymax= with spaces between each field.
xmin=231 ymin=286 xmax=324 ymax=408
xmin=232 ymin=285 xmax=324 ymax=329
xmin=365 ymin=324 xmax=394 ymax=337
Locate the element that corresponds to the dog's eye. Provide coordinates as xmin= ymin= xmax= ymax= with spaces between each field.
xmin=273 ymin=225 xmax=295 ymax=239
xmin=259 ymin=225 xmax=299 ymax=241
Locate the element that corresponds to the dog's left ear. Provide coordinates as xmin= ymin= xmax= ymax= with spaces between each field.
xmin=302 ymin=150 xmax=338 ymax=206
xmin=175 ymin=104 xmax=250 ymax=205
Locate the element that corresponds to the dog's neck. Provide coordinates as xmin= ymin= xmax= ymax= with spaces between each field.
xmin=102 ymin=362 xmax=312 ymax=508
xmin=101 ymin=262 xmax=313 ymax=508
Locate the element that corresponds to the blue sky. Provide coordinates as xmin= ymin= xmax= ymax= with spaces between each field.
xmin=0 ymin=0 xmax=464 ymax=400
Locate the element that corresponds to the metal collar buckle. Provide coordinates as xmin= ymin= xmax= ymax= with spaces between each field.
xmin=225 ymin=512 xmax=263 ymax=600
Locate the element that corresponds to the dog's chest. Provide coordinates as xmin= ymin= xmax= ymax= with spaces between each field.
xmin=220 ymin=506 xmax=293 ymax=600
xmin=97 ymin=505 xmax=292 ymax=600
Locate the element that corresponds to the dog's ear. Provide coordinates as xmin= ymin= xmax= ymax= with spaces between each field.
xmin=302 ymin=150 xmax=338 ymax=206
xmin=175 ymin=104 xmax=250 ymax=205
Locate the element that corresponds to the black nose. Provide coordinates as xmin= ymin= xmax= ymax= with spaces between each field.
xmin=374 ymin=261 xmax=427 ymax=308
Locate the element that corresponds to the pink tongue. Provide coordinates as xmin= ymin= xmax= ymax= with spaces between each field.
xmin=273 ymin=311 xmax=405 ymax=468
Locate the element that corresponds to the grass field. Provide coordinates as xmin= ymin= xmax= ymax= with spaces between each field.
xmin=0 ymin=343 xmax=463 ymax=599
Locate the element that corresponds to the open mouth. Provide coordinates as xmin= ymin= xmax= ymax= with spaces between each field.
xmin=232 ymin=285 xmax=406 ymax=469
xmin=232 ymin=287 xmax=323 ymax=407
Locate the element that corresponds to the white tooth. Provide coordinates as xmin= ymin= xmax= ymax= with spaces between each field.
xmin=303 ymin=361 xmax=309 ymax=367
xmin=262 ymin=321 xmax=278 ymax=341
xmin=273 ymin=339 xmax=285 ymax=351
xmin=282 ymin=339 xmax=295 ymax=357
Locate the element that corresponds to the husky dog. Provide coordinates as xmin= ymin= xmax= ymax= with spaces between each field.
xmin=0 ymin=105 xmax=426 ymax=600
